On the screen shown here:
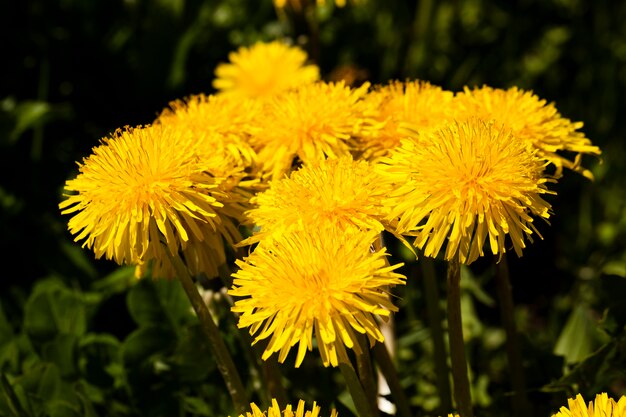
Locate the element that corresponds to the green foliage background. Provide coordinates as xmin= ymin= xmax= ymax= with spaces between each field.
xmin=1 ymin=0 xmax=625 ymax=416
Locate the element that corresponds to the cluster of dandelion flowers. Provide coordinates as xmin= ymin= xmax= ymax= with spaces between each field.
xmin=552 ymin=393 xmax=626 ymax=417
xmin=234 ymin=399 xmax=337 ymax=417
xmin=241 ymin=157 xmax=390 ymax=245
xmin=230 ymin=226 xmax=406 ymax=367
xmin=250 ymin=81 xmax=372 ymax=179
xmin=379 ymin=118 xmax=553 ymax=265
xmin=59 ymin=124 xmax=246 ymax=279
xmin=155 ymin=93 xmax=261 ymax=169
xmin=359 ymin=80 xmax=454 ymax=161
xmin=453 ymin=85 xmax=601 ymax=179
xmin=213 ymin=40 xmax=319 ymax=99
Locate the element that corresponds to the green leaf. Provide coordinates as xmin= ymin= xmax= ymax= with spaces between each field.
xmin=121 ymin=325 xmax=177 ymax=368
xmin=169 ymin=324 xmax=215 ymax=383
xmin=554 ymin=305 xmax=601 ymax=364
xmin=48 ymin=400 xmax=82 ymax=417
xmin=182 ymin=396 xmax=213 ymax=416
xmin=2 ymin=99 xmax=72 ymax=144
xmin=126 ymin=278 xmax=191 ymax=330
xmin=23 ymin=279 xmax=87 ymax=346
xmin=78 ymin=333 xmax=122 ymax=389
xmin=91 ymin=266 xmax=136 ymax=298
xmin=59 ymin=241 xmax=98 ymax=280
xmin=121 ymin=326 xmax=180 ymax=417
xmin=0 ymin=374 xmax=32 ymax=417
xmin=41 ymin=334 xmax=78 ymax=378
xmin=0 ymin=301 xmax=22 ymax=373
xmin=0 ymin=301 xmax=13 ymax=342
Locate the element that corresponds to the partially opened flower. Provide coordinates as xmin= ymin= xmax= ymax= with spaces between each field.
xmin=359 ymin=80 xmax=454 ymax=160
xmin=155 ymin=93 xmax=261 ymax=169
xmin=551 ymin=392 xmax=626 ymax=417
xmin=250 ymin=81 xmax=371 ymax=179
xmin=453 ymin=85 xmax=601 ymax=179
xmin=213 ymin=40 xmax=319 ymax=99
xmin=242 ymin=157 xmax=389 ymax=245
xmin=378 ymin=118 xmax=553 ymax=264
xmin=234 ymin=399 xmax=337 ymax=417
xmin=59 ymin=124 xmax=250 ymax=279
xmin=230 ymin=226 xmax=405 ymax=367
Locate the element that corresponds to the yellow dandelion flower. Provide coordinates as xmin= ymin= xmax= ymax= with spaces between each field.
xmin=378 ymin=118 xmax=553 ymax=265
xmin=552 ymin=392 xmax=626 ymax=417
xmin=359 ymin=80 xmax=454 ymax=161
xmin=213 ymin=40 xmax=319 ymax=99
xmin=234 ymin=399 xmax=338 ymax=417
xmin=251 ymin=81 xmax=371 ymax=179
xmin=230 ymin=226 xmax=405 ymax=367
xmin=453 ymin=85 xmax=601 ymax=179
xmin=241 ymin=157 xmax=389 ymax=245
xmin=156 ymin=93 xmax=261 ymax=169
xmin=59 ymin=124 xmax=249 ymax=279
xmin=273 ymin=0 xmax=356 ymax=10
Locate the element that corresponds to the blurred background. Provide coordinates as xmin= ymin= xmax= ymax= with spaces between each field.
xmin=1 ymin=1 xmax=625 ymax=416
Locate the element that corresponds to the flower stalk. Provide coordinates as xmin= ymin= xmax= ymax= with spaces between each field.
xmin=421 ymin=256 xmax=452 ymax=414
xmin=372 ymin=342 xmax=413 ymax=417
xmin=495 ymin=255 xmax=530 ymax=417
xmin=338 ymin=359 xmax=378 ymax=417
xmin=446 ymin=260 xmax=474 ymax=417
xmin=166 ymin=248 xmax=249 ymax=414
xmin=355 ymin=335 xmax=378 ymax=414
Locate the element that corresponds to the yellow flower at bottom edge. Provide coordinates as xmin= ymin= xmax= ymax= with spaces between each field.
xmin=552 ymin=392 xmax=626 ymax=417
xmin=233 ymin=399 xmax=338 ymax=417
xmin=378 ymin=118 xmax=554 ymax=265
xmin=213 ymin=40 xmax=319 ymax=100
xmin=229 ymin=226 xmax=406 ymax=368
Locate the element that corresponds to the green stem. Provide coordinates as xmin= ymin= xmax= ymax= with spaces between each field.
xmin=495 ymin=255 xmax=531 ymax=417
xmin=338 ymin=359 xmax=378 ymax=417
xmin=167 ymin=250 xmax=249 ymax=414
xmin=372 ymin=342 xmax=412 ymax=417
xmin=446 ymin=260 xmax=474 ymax=417
xmin=260 ymin=352 xmax=289 ymax=408
xmin=421 ymin=256 xmax=452 ymax=415
xmin=218 ymin=261 xmax=288 ymax=408
xmin=355 ymin=335 xmax=378 ymax=414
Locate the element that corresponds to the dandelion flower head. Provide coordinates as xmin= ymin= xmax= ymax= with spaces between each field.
xmin=242 ymin=157 xmax=389 ymax=245
xmin=359 ymin=80 xmax=454 ymax=161
xmin=453 ymin=85 xmax=601 ymax=179
xmin=233 ymin=399 xmax=337 ymax=417
xmin=213 ymin=40 xmax=319 ymax=99
xmin=230 ymin=226 xmax=406 ymax=367
xmin=59 ymin=124 xmax=246 ymax=279
xmin=552 ymin=392 xmax=626 ymax=417
xmin=156 ymin=93 xmax=261 ymax=169
xmin=250 ymin=81 xmax=371 ymax=179
xmin=378 ymin=118 xmax=553 ymax=265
